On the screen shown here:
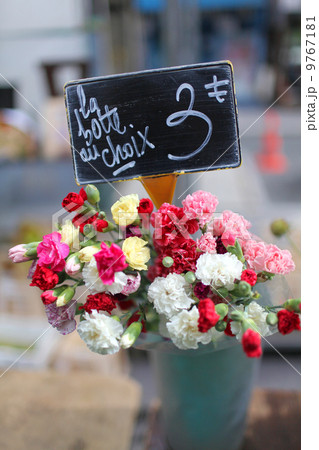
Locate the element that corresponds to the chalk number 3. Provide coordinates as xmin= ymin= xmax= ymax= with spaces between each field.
xmin=166 ymin=83 xmax=213 ymax=161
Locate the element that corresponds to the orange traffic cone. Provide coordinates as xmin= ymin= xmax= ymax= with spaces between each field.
xmin=256 ymin=110 xmax=287 ymax=173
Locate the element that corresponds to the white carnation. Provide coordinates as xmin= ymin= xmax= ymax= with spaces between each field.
xmin=166 ymin=307 xmax=214 ymax=350
xmin=231 ymin=301 xmax=270 ymax=340
xmin=106 ymin=271 xmax=128 ymax=295
xmin=77 ymin=310 xmax=123 ymax=355
xmin=82 ymin=258 xmax=128 ymax=295
xmin=147 ymin=273 xmax=194 ymax=318
xmin=195 ymin=252 xmax=243 ymax=290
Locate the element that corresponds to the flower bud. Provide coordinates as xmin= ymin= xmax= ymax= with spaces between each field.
xmin=215 ymin=320 xmax=227 ymax=332
xmin=230 ymin=310 xmax=245 ymax=322
xmin=8 ymin=243 xmax=38 ymax=263
xmin=83 ymin=223 xmax=95 ymax=238
xmin=215 ymin=303 xmax=228 ymax=320
xmin=162 ymin=256 xmax=174 ymax=268
xmin=283 ymin=298 xmax=301 ymax=313
xmin=65 ymin=254 xmax=83 ymax=277
xmin=270 ymin=219 xmax=289 ymax=237
xmin=184 ymin=271 xmax=196 ymax=284
xmin=56 ymin=286 xmax=75 ymax=307
xmin=266 ymin=312 xmax=278 ymax=326
xmin=120 ymin=322 xmax=143 ymax=349
xmin=242 ymin=318 xmax=257 ymax=333
xmin=238 ymin=281 xmax=252 ymax=297
xmin=99 ymin=211 xmax=107 ymax=219
xmin=85 ymin=184 xmax=100 ymax=205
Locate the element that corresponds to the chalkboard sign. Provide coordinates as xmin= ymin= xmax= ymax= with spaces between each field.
xmin=64 ymin=61 xmax=241 ymax=184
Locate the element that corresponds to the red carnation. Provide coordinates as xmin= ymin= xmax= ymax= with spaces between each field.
xmin=41 ymin=290 xmax=58 ymax=305
xmin=30 ymin=265 xmax=59 ymax=291
xmin=72 ymin=212 xmax=98 ymax=233
xmin=242 ymin=329 xmax=262 ymax=358
xmin=241 ymin=269 xmax=257 ymax=286
xmin=138 ymin=198 xmax=154 ymax=215
xmin=277 ymin=309 xmax=301 ymax=335
xmin=151 ymin=203 xmax=199 ymax=248
xmin=94 ymin=219 xmax=109 ymax=232
xmin=79 ymin=292 xmax=116 ymax=314
xmin=198 ymin=298 xmax=220 ymax=333
xmin=162 ymin=238 xmax=200 ymax=274
xmin=62 ymin=188 xmax=87 ymax=212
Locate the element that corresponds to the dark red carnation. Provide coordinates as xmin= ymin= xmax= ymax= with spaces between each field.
xmin=94 ymin=219 xmax=109 ymax=232
xmin=215 ymin=236 xmax=227 ymax=254
xmin=125 ymin=225 xmax=142 ymax=238
xmin=138 ymin=198 xmax=154 ymax=215
xmin=194 ymin=282 xmax=211 ymax=300
xmin=242 ymin=329 xmax=262 ymax=358
xmin=62 ymin=189 xmax=86 ymax=212
xmin=72 ymin=212 xmax=99 ymax=233
xmin=241 ymin=269 xmax=257 ymax=286
xmin=127 ymin=312 xmax=146 ymax=332
xmin=116 ymin=298 xmax=136 ymax=310
xmin=30 ymin=265 xmax=59 ymax=291
xmin=79 ymin=292 xmax=116 ymax=314
xmin=223 ymin=316 xmax=235 ymax=337
xmin=277 ymin=309 xmax=301 ymax=335
xmin=161 ymin=239 xmax=200 ymax=274
xmin=198 ymin=298 xmax=220 ymax=333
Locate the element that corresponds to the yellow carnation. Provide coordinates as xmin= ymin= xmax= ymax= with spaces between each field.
xmin=78 ymin=246 xmax=100 ymax=263
xmin=122 ymin=237 xmax=150 ymax=271
xmin=60 ymin=220 xmax=79 ymax=251
xmin=111 ymin=194 xmax=139 ymax=227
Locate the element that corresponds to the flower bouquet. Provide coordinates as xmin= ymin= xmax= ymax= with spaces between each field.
xmin=8 ymin=184 xmax=300 ymax=357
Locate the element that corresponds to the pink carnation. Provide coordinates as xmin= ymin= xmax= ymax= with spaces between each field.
xmin=197 ymin=233 xmax=217 ymax=254
xmin=264 ymin=244 xmax=295 ymax=274
xmin=243 ymin=239 xmax=267 ymax=272
xmin=208 ymin=210 xmax=251 ymax=246
xmin=37 ymin=232 xmax=69 ymax=272
xmin=94 ymin=242 xmax=128 ymax=285
xmin=182 ymin=190 xmax=218 ymax=228
xmin=209 ymin=215 xmax=225 ymax=236
xmin=221 ymin=230 xmax=236 ymax=248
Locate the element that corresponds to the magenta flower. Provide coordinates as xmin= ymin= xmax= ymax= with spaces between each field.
xmin=45 ymin=299 xmax=77 ymax=335
xmin=94 ymin=242 xmax=128 ymax=285
xmin=37 ymin=232 xmax=69 ymax=272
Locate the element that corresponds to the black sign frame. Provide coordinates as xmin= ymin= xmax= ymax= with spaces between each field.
xmin=64 ymin=61 xmax=241 ymax=185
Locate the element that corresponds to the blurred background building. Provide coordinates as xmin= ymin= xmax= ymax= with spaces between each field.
xmin=0 ymin=1 xmax=300 ymax=448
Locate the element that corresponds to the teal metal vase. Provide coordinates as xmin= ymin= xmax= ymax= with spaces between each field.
xmin=150 ymin=341 xmax=258 ymax=450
